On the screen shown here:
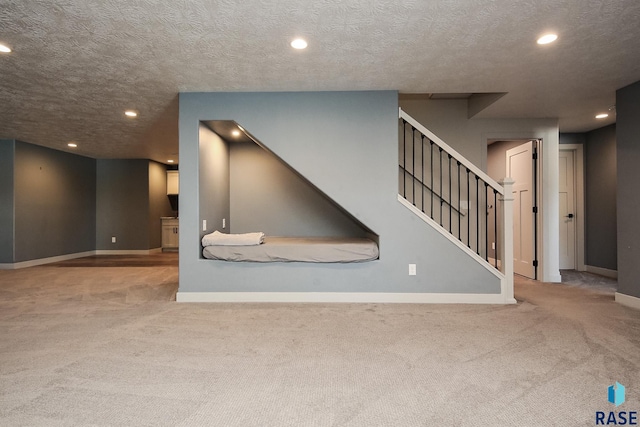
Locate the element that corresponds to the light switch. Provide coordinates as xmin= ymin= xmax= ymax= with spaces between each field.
xmin=202 ymin=220 xmax=207 ymax=231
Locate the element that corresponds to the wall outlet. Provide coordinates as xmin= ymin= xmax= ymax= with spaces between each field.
xmin=492 ymin=242 xmax=495 ymax=250
xmin=223 ymin=218 xmax=226 ymax=229
xmin=409 ymin=264 xmax=417 ymax=276
xmin=460 ymin=200 xmax=468 ymax=210
xmin=111 ymin=236 xmax=116 ymax=243
xmin=202 ymin=220 xmax=207 ymax=231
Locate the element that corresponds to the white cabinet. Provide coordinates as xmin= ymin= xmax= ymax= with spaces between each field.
xmin=167 ymin=171 xmax=179 ymax=195
xmin=161 ymin=218 xmax=179 ymax=250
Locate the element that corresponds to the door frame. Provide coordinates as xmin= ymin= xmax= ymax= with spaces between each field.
xmin=559 ymin=144 xmax=585 ymax=271
xmin=505 ymin=139 xmax=540 ymax=280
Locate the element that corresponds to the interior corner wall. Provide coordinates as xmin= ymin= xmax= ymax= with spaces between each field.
xmin=148 ymin=160 xmax=174 ymax=249
xmin=229 ymin=141 xmax=368 ymax=237
xmin=199 ymin=124 xmax=230 ymax=239
xmin=560 ymin=133 xmax=586 ymax=146
xmin=400 ymin=98 xmax=561 ymax=282
xmin=616 ymin=80 xmax=640 ymax=299
xmin=585 ymin=124 xmax=617 ymax=271
xmin=13 ymin=141 xmax=96 ymax=262
xmin=96 ymin=159 xmax=150 ymax=250
xmin=0 ymin=140 xmax=16 ymax=263
xmin=179 ymin=91 xmax=501 ymax=295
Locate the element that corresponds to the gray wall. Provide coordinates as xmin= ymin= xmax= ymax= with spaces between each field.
xmin=2 ymin=140 xmax=174 ymax=262
xmin=148 ymin=161 xmax=174 ymax=249
xmin=585 ymin=125 xmax=617 ymax=271
xmin=400 ymin=99 xmax=484 ymax=167
xmin=179 ymin=91 xmax=500 ymax=294
xmin=229 ymin=140 xmax=369 ymax=237
xmin=401 ymin=98 xmax=561 ymax=282
xmin=96 ymin=159 xmax=149 ymax=250
xmin=616 ymin=81 xmax=640 ymax=299
xmin=199 ymin=124 xmax=230 ymax=238
xmin=0 ymin=140 xmax=15 ymax=263
xmin=13 ymin=141 xmax=96 ymax=262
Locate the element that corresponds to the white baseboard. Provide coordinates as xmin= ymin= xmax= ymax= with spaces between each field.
xmin=0 ymin=251 xmax=95 ymax=270
xmin=615 ymin=292 xmax=640 ymax=311
xmin=586 ymin=265 xmax=618 ymax=279
xmin=176 ymin=291 xmax=516 ymax=305
xmin=94 ymin=248 xmax=162 ymax=255
xmin=0 ymin=248 xmax=165 ymax=269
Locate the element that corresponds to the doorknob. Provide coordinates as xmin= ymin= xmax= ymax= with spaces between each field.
xmin=566 ymin=213 xmax=574 ymax=219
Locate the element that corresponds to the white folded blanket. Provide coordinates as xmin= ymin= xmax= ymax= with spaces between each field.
xmin=202 ymin=230 xmax=265 ymax=247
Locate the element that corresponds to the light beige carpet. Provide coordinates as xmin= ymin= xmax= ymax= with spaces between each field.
xmin=0 ymin=260 xmax=638 ymax=426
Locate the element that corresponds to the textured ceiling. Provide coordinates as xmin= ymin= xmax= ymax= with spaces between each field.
xmin=1 ymin=0 xmax=639 ymax=164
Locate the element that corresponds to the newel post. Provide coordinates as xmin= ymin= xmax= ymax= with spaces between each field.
xmin=500 ymin=178 xmax=516 ymax=304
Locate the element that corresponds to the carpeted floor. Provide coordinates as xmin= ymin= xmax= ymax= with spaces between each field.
xmin=0 ymin=256 xmax=638 ymax=426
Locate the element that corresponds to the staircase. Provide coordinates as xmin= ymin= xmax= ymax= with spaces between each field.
xmin=398 ymin=108 xmax=515 ymax=303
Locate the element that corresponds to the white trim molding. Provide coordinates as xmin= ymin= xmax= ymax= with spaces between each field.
xmin=177 ymin=291 xmax=514 ymax=304
xmin=585 ymin=265 xmax=618 ymax=279
xmin=615 ymin=292 xmax=640 ymax=311
xmin=94 ymin=248 xmax=163 ymax=255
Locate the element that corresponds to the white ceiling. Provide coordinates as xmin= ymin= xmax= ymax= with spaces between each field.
xmin=1 ymin=0 xmax=638 ymax=164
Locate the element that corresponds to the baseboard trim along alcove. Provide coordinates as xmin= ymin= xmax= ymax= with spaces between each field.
xmin=176 ymin=291 xmax=508 ymax=304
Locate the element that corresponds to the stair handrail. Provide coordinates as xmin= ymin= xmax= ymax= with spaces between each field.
xmin=399 ymin=107 xmax=504 ymax=195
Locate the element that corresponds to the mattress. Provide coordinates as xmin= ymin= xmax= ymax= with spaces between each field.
xmin=202 ymin=236 xmax=379 ymax=263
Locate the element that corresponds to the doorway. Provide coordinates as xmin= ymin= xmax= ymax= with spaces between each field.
xmin=487 ymin=139 xmax=541 ymax=280
xmin=506 ymin=141 xmax=538 ymax=279
xmin=558 ymin=144 xmax=585 ymax=271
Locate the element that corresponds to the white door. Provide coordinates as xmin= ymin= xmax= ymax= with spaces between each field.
xmin=506 ymin=141 xmax=535 ymax=279
xmin=559 ymin=150 xmax=576 ymax=269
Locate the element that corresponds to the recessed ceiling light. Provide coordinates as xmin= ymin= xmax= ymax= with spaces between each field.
xmin=0 ymin=43 xmax=11 ymax=53
xmin=595 ymin=113 xmax=609 ymax=119
xmin=537 ymin=34 xmax=558 ymax=45
xmin=231 ymin=130 xmax=241 ymax=137
xmin=167 ymin=159 xmax=174 ymax=163
xmin=68 ymin=143 xmax=77 ymax=148
xmin=290 ymin=38 xmax=308 ymax=49
xmin=125 ymin=110 xmax=138 ymax=118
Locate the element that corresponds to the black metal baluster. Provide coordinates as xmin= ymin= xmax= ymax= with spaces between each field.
xmin=421 ymin=135 xmax=425 ymax=213
xmin=476 ymin=175 xmax=480 ymax=255
xmin=402 ymin=120 xmax=406 ymax=198
xmin=494 ymin=188 xmax=498 ymax=269
xmin=457 ymin=161 xmax=461 ymax=241
xmin=439 ymin=147 xmax=443 ymax=226
xmin=448 ymin=154 xmax=452 ymax=233
xmin=466 ymin=168 xmax=470 ymax=249
xmin=430 ymin=141 xmax=434 ymax=217
xmin=412 ymin=127 xmax=415 ymax=206
xmin=484 ymin=182 xmax=489 ymax=262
